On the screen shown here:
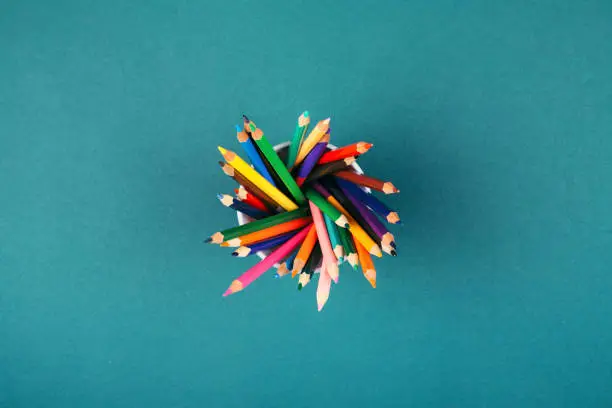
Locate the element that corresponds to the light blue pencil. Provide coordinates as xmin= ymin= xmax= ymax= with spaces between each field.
xmin=323 ymin=212 xmax=344 ymax=263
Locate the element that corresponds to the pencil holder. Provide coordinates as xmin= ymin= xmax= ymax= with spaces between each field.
xmin=210 ymin=113 xmax=399 ymax=306
xmin=236 ymin=141 xmax=366 ymax=263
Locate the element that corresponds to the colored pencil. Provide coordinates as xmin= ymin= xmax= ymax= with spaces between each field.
xmin=287 ymin=111 xmax=310 ymax=167
xmin=235 ymin=186 xmax=269 ymax=212
xmin=298 ymin=245 xmax=321 ymax=290
xmin=321 ymin=179 xmax=395 ymax=256
xmin=294 ymin=118 xmax=331 ymax=166
xmin=236 ymin=124 xmax=276 ymax=186
xmin=317 ymin=142 xmax=373 ymax=164
xmin=335 ymin=170 xmax=399 ymax=194
xmin=205 ymin=207 xmax=309 ymax=244
xmin=337 ymin=226 xmax=358 ymax=269
xmin=223 ymin=225 xmax=311 ymax=296
xmin=316 ymin=263 xmax=332 ymax=311
xmin=309 ymin=200 xmax=339 ymax=283
xmin=324 ymin=212 xmax=344 ymax=261
xmin=295 ymin=131 xmax=329 ymax=187
xmin=217 ymin=194 xmax=268 ymax=220
xmin=218 ymin=161 xmax=278 ymax=211
xmin=303 ymin=188 xmax=349 ymax=228
xmin=336 ymin=182 xmax=396 ymax=253
xmin=221 ymin=217 xmax=312 ymax=247
xmin=218 ymin=146 xmax=298 ymax=211
xmin=333 ymin=178 xmax=401 ymax=224
xmin=312 ymin=182 xmax=383 ymax=258
xmin=248 ymin=122 xmax=306 ymax=204
xmin=292 ymin=224 xmax=318 ymax=277
xmin=304 ymin=157 xmax=356 ymax=184
xmin=232 ymin=231 xmax=298 ymax=257
xmin=355 ymin=239 xmax=376 ymax=288
xmin=274 ymin=250 xmax=298 ymax=278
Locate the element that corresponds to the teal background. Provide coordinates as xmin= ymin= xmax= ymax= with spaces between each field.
xmin=1 ymin=1 xmax=612 ymax=407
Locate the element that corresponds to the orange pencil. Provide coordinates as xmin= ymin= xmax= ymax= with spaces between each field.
xmin=335 ymin=171 xmax=399 ymax=194
xmin=221 ymin=217 xmax=312 ymax=247
xmin=355 ymin=239 xmax=376 ymax=288
xmin=291 ymin=224 xmax=318 ymax=277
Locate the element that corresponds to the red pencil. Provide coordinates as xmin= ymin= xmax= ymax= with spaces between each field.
xmin=317 ymin=142 xmax=373 ymax=165
xmin=235 ymin=186 xmax=269 ymax=212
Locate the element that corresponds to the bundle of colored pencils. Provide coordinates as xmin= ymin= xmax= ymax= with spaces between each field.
xmin=205 ymin=112 xmax=401 ymax=311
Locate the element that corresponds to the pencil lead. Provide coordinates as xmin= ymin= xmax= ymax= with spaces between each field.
xmin=235 ymin=124 xmax=241 ymax=132
xmin=303 ymin=111 xmax=309 ymax=117
xmin=231 ymin=252 xmax=239 ymax=257
xmin=297 ymin=283 xmax=303 ymax=291
xmin=242 ymin=114 xmax=249 ymax=122
xmin=216 ymin=193 xmax=224 ymax=200
xmin=390 ymin=249 xmax=397 ymax=256
xmin=204 ymin=237 xmax=212 ymax=243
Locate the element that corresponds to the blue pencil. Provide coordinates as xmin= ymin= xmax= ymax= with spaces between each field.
xmin=217 ymin=194 xmax=268 ymax=220
xmin=334 ymin=177 xmax=401 ymax=224
xmin=232 ymin=231 xmax=298 ymax=257
xmin=235 ymin=124 xmax=276 ymax=186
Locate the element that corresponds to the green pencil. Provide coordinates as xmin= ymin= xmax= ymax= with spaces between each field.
xmin=205 ymin=207 xmax=310 ymax=244
xmin=324 ymin=212 xmax=344 ymax=262
xmin=287 ymin=111 xmax=310 ymax=168
xmin=249 ymin=122 xmax=306 ymax=205
xmin=337 ymin=226 xmax=358 ymax=269
xmin=304 ymin=188 xmax=349 ymax=228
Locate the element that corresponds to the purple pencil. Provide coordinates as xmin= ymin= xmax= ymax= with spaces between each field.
xmin=295 ymin=131 xmax=330 ymax=187
xmin=337 ymin=182 xmax=396 ymax=252
xmin=231 ymin=231 xmax=299 ymax=257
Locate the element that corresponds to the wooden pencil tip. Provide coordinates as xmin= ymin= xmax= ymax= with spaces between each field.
xmin=390 ymin=249 xmax=397 ymax=256
xmin=242 ymin=114 xmax=249 ymax=122
xmin=217 ymin=146 xmax=227 ymax=154
xmin=235 ymin=124 xmax=241 ymax=133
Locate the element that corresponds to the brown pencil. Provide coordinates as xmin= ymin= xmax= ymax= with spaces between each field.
xmin=334 ymin=170 xmax=399 ymax=194
xmin=304 ymin=157 xmax=356 ymax=185
xmin=218 ymin=161 xmax=278 ymax=211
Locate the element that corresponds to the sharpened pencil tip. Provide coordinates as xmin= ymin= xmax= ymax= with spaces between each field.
xmin=297 ymin=284 xmax=303 ymax=291
xmin=303 ymin=111 xmax=309 ymax=117
xmin=242 ymin=114 xmax=249 ymax=122
xmin=216 ymin=193 xmax=224 ymax=200
xmin=204 ymin=237 xmax=212 ymax=243
xmin=390 ymin=250 xmax=397 ymax=256
xmin=231 ymin=252 xmax=238 ymax=257
xmin=235 ymin=124 xmax=241 ymax=132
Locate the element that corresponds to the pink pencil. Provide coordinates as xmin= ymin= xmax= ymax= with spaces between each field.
xmin=223 ymin=224 xmax=312 ymax=296
xmin=308 ymin=201 xmax=339 ymax=283
xmin=316 ymin=263 xmax=332 ymax=311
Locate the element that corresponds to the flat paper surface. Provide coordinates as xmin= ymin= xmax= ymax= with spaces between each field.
xmin=1 ymin=1 xmax=612 ymax=407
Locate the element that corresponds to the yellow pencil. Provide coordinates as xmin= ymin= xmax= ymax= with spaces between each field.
xmin=218 ymin=146 xmax=298 ymax=211
xmin=294 ymin=118 xmax=331 ymax=167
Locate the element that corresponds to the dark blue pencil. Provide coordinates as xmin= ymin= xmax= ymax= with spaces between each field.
xmin=333 ymin=178 xmax=401 ymax=224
